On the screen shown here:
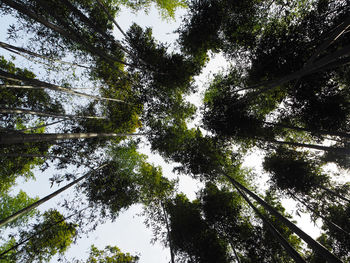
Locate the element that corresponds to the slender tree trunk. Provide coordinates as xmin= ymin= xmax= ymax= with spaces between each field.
xmin=0 ymin=207 xmax=88 ymax=258
xmin=0 ymin=132 xmax=146 ymax=144
xmin=94 ymin=0 xmax=153 ymax=70
xmin=319 ymin=185 xmax=350 ymax=203
xmin=1 ymin=0 xmax=135 ymax=69
xmin=0 ymin=70 xmax=127 ymax=104
xmin=305 ymin=15 xmax=350 ymax=66
xmin=35 ymin=0 xmax=138 ymax=68
xmin=161 ymin=202 xmax=175 ymax=263
xmin=287 ymin=190 xmax=350 ymax=237
xmin=265 ymin=138 xmax=350 ymax=155
xmin=59 ymin=0 xmax=131 ymax=57
xmin=17 ymin=120 xmax=65 ymax=132
xmin=0 ymin=164 xmax=107 ymax=228
xmin=228 ymin=177 xmax=306 ymax=263
xmin=229 ymin=241 xmax=241 ymax=263
xmin=237 ymin=44 xmax=350 ymax=105
xmin=0 ymin=108 xmax=107 ymax=120
xmin=0 ymin=41 xmax=89 ymax=68
xmin=264 ymin=121 xmax=350 ymax=140
xmin=224 ymin=174 xmax=342 ymax=263
xmin=95 ymin=0 xmax=128 ymax=39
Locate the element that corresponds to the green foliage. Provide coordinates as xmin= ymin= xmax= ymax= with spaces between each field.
xmin=82 ymin=142 xmax=145 ymax=218
xmin=21 ymin=210 xmax=76 ymax=262
xmin=166 ymin=194 xmax=231 ymax=263
xmin=1 ymin=209 xmax=77 ymax=263
xmin=320 ymin=204 xmax=350 ymax=261
xmin=0 ymin=190 xmax=39 ymax=229
xmin=0 ymin=56 xmax=64 ymax=127
xmin=263 ymin=147 xmax=329 ymax=195
xmin=115 ymin=0 xmax=187 ymax=19
xmin=80 ymin=244 xmax=139 ymax=263
xmin=137 ymin=162 xmax=175 ymax=205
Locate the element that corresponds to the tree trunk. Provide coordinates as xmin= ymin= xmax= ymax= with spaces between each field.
xmin=228 ymin=177 xmax=306 ymax=263
xmin=287 ymin=190 xmax=350 ymax=238
xmin=0 ymin=108 xmax=107 ymax=120
xmin=0 ymin=70 xmax=127 ymax=104
xmin=266 ymin=138 xmax=350 ymax=155
xmin=0 ymin=164 xmax=107 ymax=228
xmin=161 ymin=202 xmax=175 ymax=263
xmin=95 ymin=0 xmax=128 ymax=39
xmin=319 ymin=185 xmax=350 ymax=203
xmin=264 ymin=121 xmax=350 ymax=140
xmin=0 ymin=207 xmax=88 ymax=258
xmin=224 ymin=174 xmax=342 ymax=263
xmin=229 ymin=241 xmax=241 ymax=263
xmin=304 ymin=15 xmax=350 ymax=66
xmin=17 ymin=120 xmax=64 ymax=132
xmin=0 ymin=132 xmax=145 ymax=144
xmin=238 ymin=44 xmax=350 ymax=104
xmin=1 ymin=0 xmax=135 ymax=69
xmin=0 ymin=41 xmax=89 ymax=68
xmin=59 ymin=0 xmax=131 ymax=57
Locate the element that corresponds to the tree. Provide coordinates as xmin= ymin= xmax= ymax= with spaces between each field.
xmin=263 ymin=147 xmax=350 ymax=203
xmin=0 ymin=209 xmax=77 ymax=262
xmin=0 ymin=191 xmax=39 ymax=229
xmin=114 ymin=0 xmax=187 ymax=20
xmin=166 ymin=193 xmax=231 ymax=263
xmin=0 ymin=164 xmax=107 ymax=228
xmin=77 ymin=244 xmax=139 ymax=263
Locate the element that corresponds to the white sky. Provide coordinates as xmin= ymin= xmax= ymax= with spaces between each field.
xmin=0 ymin=3 xmax=328 ymax=262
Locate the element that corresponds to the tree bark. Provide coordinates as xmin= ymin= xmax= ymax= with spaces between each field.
xmin=1 ymin=0 xmax=135 ymax=68
xmin=225 ymin=174 xmax=342 ymax=263
xmin=17 ymin=120 xmax=64 ymax=132
xmin=264 ymin=121 xmax=350 ymax=140
xmin=0 ymin=70 xmax=127 ymax=104
xmin=237 ymin=44 xmax=350 ymax=104
xmin=287 ymin=190 xmax=350 ymax=238
xmin=0 ymin=207 xmax=88 ymax=258
xmin=0 ymin=132 xmax=146 ymax=144
xmin=304 ymin=15 xmax=350 ymax=66
xmin=228 ymin=177 xmax=306 ymax=263
xmin=0 ymin=41 xmax=89 ymax=68
xmin=161 ymin=202 xmax=175 ymax=263
xmin=229 ymin=241 xmax=241 ymax=263
xmin=0 ymin=164 xmax=107 ymax=228
xmin=266 ymin=138 xmax=350 ymax=155
xmin=0 ymin=108 xmax=107 ymax=120
xmin=319 ymin=185 xmax=350 ymax=203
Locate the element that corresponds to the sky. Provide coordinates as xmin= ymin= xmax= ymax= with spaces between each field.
xmin=0 ymin=3 xmax=326 ymax=262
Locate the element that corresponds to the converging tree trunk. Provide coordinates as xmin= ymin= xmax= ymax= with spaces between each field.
xmin=0 ymin=108 xmax=107 ymax=120
xmin=1 ymin=0 xmax=136 ymax=68
xmin=287 ymin=190 xmax=350 ymax=238
xmin=264 ymin=121 xmax=350 ymax=140
xmin=224 ymin=174 xmax=342 ymax=263
xmin=0 ymin=70 xmax=127 ymax=104
xmin=238 ymin=44 xmax=350 ymax=104
xmin=0 ymin=207 xmax=88 ymax=258
xmin=0 ymin=132 xmax=146 ymax=144
xmin=0 ymin=41 xmax=89 ymax=68
xmin=230 ymin=178 xmax=306 ymax=263
xmin=162 ymin=202 xmax=175 ymax=263
xmin=319 ymin=185 xmax=350 ymax=203
xmin=0 ymin=164 xmax=107 ymax=228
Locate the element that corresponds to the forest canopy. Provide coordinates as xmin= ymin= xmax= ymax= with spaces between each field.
xmin=0 ymin=0 xmax=350 ymax=262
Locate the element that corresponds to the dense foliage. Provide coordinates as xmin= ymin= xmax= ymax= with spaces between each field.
xmin=0 ymin=0 xmax=349 ymax=262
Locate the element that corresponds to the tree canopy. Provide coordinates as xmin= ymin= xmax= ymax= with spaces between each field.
xmin=1 ymin=0 xmax=350 ymax=262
